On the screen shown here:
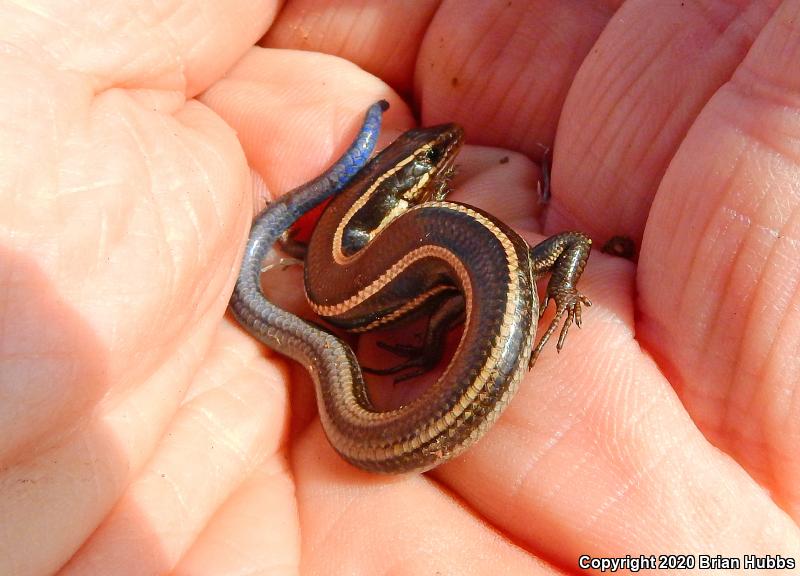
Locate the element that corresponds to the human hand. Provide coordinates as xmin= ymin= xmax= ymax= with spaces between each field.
xmin=2 ymin=1 xmax=799 ymax=575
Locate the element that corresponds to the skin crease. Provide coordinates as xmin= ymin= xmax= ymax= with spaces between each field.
xmin=1 ymin=0 xmax=800 ymax=574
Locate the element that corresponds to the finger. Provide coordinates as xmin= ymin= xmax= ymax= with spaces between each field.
xmin=58 ymin=322 xmax=289 ymax=576
xmin=0 ymin=322 xmax=260 ymax=576
xmin=450 ymin=144 xmax=548 ymax=229
xmin=0 ymin=0 xmax=269 ymax=508
xmin=0 ymin=1 xmax=278 ymax=96
xmin=0 ymin=67 xmax=249 ymax=460
xmin=292 ymin=424 xmax=562 ymax=575
xmin=417 ymin=0 xmax=615 ymax=158
xmin=173 ymin=459 xmax=299 ymax=576
xmin=0 ymin=50 xmax=250 ymax=574
xmin=199 ymin=48 xmax=412 ymax=202
xmin=639 ymin=1 xmax=800 ymax=518
xmin=551 ymin=0 xmax=777 ymax=241
xmin=262 ymin=0 xmax=439 ymax=94
xmin=433 ymin=255 xmax=800 ymax=566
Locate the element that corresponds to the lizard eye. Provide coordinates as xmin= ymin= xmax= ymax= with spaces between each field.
xmin=425 ymin=146 xmax=443 ymax=164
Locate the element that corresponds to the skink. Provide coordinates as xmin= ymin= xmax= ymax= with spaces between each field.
xmin=230 ymin=101 xmax=591 ymax=473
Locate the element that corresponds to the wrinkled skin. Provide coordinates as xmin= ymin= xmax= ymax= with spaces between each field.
xmin=2 ymin=1 xmax=800 ymax=575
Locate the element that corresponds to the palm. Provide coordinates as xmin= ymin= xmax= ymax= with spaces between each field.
xmin=3 ymin=2 xmax=798 ymax=575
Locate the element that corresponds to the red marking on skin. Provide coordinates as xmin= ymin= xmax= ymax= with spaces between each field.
xmin=291 ymin=198 xmax=333 ymax=241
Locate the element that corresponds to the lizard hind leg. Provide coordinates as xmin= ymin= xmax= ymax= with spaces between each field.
xmin=362 ymin=293 xmax=465 ymax=383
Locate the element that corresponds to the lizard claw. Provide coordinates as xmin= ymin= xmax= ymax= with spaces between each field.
xmin=529 ymin=289 xmax=591 ymax=369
